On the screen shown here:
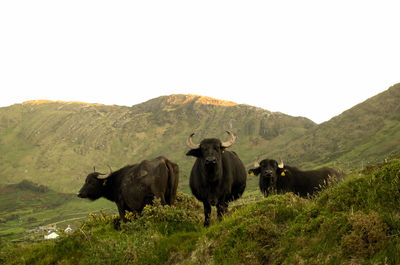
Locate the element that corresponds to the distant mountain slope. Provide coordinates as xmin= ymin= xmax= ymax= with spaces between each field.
xmin=1 ymin=85 xmax=399 ymax=194
xmin=263 ymin=83 xmax=400 ymax=169
xmin=0 ymin=179 xmax=115 ymax=240
xmin=0 ymin=95 xmax=315 ymax=193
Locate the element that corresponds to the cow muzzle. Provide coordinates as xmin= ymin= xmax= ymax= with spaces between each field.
xmin=205 ymin=156 xmax=217 ymax=165
xmin=262 ymin=170 xmax=274 ymax=177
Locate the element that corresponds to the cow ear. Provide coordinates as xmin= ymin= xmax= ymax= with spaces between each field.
xmin=279 ymin=169 xmax=288 ymax=177
xmin=220 ymin=146 xmax=226 ymax=153
xmin=186 ymin=148 xmax=201 ymax=157
xmin=248 ymin=167 xmax=261 ymax=176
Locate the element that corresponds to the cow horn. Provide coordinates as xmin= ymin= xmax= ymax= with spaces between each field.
xmin=96 ymin=172 xmax=108 ymax=179
xmin=187 ymin=133 xmax=200 ymax=149
xmin=107 ymin=165 xmax=113 ymax=174
xmin=254 ymin=156 xmax=262 ymax=167
xmin=221 ymin=131 xmax=236 ymax=148
xmin=93 ymin=165 xmax=108 ymax=179
xmin=278 ymin=158 xmax=284 ymax=169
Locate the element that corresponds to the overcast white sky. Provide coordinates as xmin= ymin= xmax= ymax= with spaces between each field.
xmin=1 ymin=1 xmax=399 ymax=123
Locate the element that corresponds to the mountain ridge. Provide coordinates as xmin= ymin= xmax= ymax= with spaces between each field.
xmin=268 ymin=83 xmax=400 ymax=168
xmin=0 ymin=94 xmax=314 ymax=193
xmin=21 ymin=100 xmax=114 ymax=107
xmin=19 ymin=94 xmax=239 ymax=108
xmin=0 ymin=84 xmax=399 ymax=193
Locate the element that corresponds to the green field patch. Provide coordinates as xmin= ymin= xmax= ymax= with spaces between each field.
xmin=1 ymin=160 xmax=399 ymax=264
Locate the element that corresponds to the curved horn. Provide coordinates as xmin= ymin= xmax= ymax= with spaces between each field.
xmin=96 ymin=170 xmax=108 ymax=179
xmin=107 ymin=165 xmax=113 ymax=174
xmin=278 ymin=158 xmax=284 ymax=169
xmin=187 ymin=133 xmax=200 ymax=149
xmin=254 ymin=158 xmax=260 ymax=167
xmin=96 ymin=173 xmax=108 ymax=179
xmin=221 ymin=131 xmax=236 ymax=148
xmin=253 ymin=155 xmax=262 ymax=167
xmin=93 ymin=165 xmax=108 ymax=179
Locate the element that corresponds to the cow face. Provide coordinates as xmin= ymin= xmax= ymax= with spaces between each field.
xmin=249 ymin=159 xmax=283 ymax=189
xmin=186 ymin=138 xmax=225 ymax=181
xmin=77 ymin=172 xmax=107 ymax=200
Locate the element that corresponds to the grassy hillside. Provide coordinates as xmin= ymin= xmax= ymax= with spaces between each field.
xmin=1 ymin=159 xmax=399 ymax=265
xmin=1 ymin=85 xmax=399 ymax=243
xmin=2 ymin=85 xmax=399 ymax=197
xmin=264 ymin=83 xmax=400 ymax=169
xmin=0 ymin=180 xmax=116 ymax=241
xmin=0 ymin=96 xmax=315 ymax=193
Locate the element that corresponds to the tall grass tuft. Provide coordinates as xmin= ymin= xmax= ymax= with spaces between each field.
xmin=1 ymin=160 xmax=400 ymax=264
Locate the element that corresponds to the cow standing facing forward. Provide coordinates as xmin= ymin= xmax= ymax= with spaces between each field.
xmin=186 ymin=131 xmax=247 ymax=227
xmin=77 ymin=156 xmax=179 ymax=222
xmin=248 ymin=158 xmax=343 ymax=197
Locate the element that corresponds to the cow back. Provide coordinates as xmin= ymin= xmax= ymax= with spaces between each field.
xmin=121 ymin=156 xmax=178 ymax=211
xmin=279 ymin=166 xmax=341 ymax=197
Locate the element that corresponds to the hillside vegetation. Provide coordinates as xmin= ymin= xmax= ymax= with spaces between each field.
xmin=1 ymin=159 xmax=399 ymax=265
xmin=0 ymin=85 xmax=399 ymax=263
xmin=266 ymin=84 xmax=400 ymax=169
xmin=1 ymin=85 xmax=400 ymax=195
xmin=0 ymin=180 xmax=116 ymax=240
xmin=0 ymin=94 xmax=315 ymax=193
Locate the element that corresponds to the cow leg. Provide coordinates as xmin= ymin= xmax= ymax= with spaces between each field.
xmin=203 ymin=202 xmax=212 ymax=227
xmin=159 ymin=193 xmax=167 ymax=205
xmin=117 ymin=202 xmax=129 ymax=222
xmin=153 ymin=191 xmax=167 ymax=205
xmin=217 ymin=201 xmax=228 ymax=221
xmin=118 ymin=208 xmax=127 ymax=222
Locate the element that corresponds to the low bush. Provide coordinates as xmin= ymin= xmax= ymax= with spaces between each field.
xmin=1 ymin=160 xmax=399 ymax=265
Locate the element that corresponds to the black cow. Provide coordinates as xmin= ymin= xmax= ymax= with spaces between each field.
xmin=248 ymin=159 xmax=343 ymax=197
xmin=77 ymin=156 xmax=179 ymax=221
xmin=186 ymin=131 xmax=247 ymax=227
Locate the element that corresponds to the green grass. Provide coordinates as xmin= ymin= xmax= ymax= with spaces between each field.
xmin=2 ymin=86 xmax=400 ymax=197
xmin=1 ymin=86 xmax=400 ymax=197
xmin=1 ymin=160 xmax=399 ymax=264
xmin=0 ymin=181 xmax=117 ymax=241
xmin=333 ymin=120 xmax=400 ymax=169
xmin=276 ymin=84 xmax=400 ymax=170
xmin=0 ymin=97 xmax=316 ymax=194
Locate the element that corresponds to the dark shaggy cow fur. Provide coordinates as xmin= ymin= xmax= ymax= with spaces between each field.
xmin=187 ymin=134 xmax=246 ymax=227
xmin=248 ymin=159 xmax=343 ymax=197
xmin=77 ymin=156 xmax=179 ymax=221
